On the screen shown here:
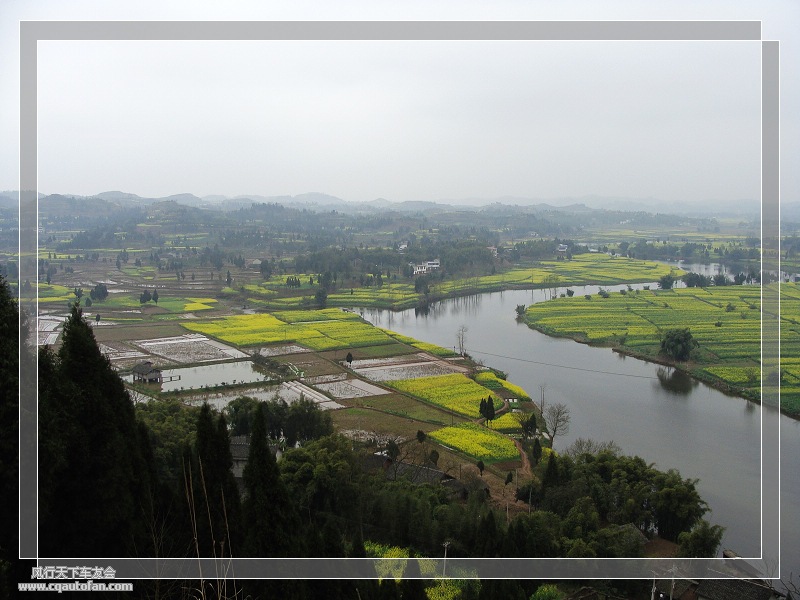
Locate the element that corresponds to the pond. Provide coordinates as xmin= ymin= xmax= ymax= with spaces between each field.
xmin=127 ymin=360 xmax=272 ymax=392
xmin=358 ymin=284 xmax=797 ymax=572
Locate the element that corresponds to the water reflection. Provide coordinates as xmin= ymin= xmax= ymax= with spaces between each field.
xmin=655 ymin=366 xmax=699 ymax=395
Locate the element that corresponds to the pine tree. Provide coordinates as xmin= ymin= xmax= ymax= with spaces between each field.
xmin=187 ymin=404 xmax=242 ymax=558
xmin=242 ymin=403 xmax=302 ymax=557
xmin=486 ymin=397 xmax=496 ymax=426
xmin=532 ymin=437 xmax=543 ymax=465
xmin=542 ymin=453 xmax=560 ymax=488
xmin=38 ymin=303 xmax=156 ymax=557
xmin=0 ymin=275 xmax=34 ymax=594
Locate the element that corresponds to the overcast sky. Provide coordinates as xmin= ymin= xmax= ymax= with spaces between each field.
xmin=2 ymin=0 xmax=798 ymax=206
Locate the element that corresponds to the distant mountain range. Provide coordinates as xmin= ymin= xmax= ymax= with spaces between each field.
xmin=3 ymin=189 xmax=766 ymax=219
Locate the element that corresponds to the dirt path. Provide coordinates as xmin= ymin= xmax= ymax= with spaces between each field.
xmin=514 ymin=439 xmax=532 ymax=478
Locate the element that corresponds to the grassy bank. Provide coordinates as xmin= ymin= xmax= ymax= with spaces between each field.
xmin=523 ymin=283 xmax=800 ymax=417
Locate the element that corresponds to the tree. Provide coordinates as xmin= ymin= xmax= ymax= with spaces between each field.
xmin=346 ymin=352 xmax=353 ymax=366
xmin=658 ymin=273 xmax=675 ymax=290
xmin=152 ymin=289 xmax=159 ymax=304
xmin=531 ymin=437 xmax=543 ymax=465
xmin=543 ymin=403 xmax=571 ymax=449
xmin=531 ymin=583 xmax=562 ymax=600
xmin=315 ymin=288 xmax=328 ymax=308
xmin=226 ymin=270 xmax=232 ymax=286
xmin=90 ymin=282 xmax=108 ymax=301
xmin=38 ymin=303 xmax=157 ymax=557
xmin=0 ymin=275 xmax=33 ymax=591
xmin=139 ymin=289 xmax=152 ymax=304
xmin=416 ymin=430 xmax=427 ymax=444
xmin=242 ymin=403 xmax=300 ymax=557
xmin=653 ymin=469 xmax=707 ymax=541
xmin=713 ymin=273 xmax=729 ymax=286
xmin=224 ymin=395 xmax=261 ymax=436
xmin=660 ymin=328 xmax=698 ymax=361
xmin=187 ymin=404 xmax=242 ymax=557
xmin=386 ymin=439 xmax=400 ymax=461
xmin=541 ymin=453 xmax=560 ymax=488
xmin=678 ymin=519 xmax=725 ymax=557
xmin=543 ymin=273 xmax=561 ymax=300
xmin=682 ymin=272 xmax=710 ymax=288
xmin=476 ymin=460 xmax=485 ymax=476
xmin=456 ymin=324 xmax=468 ymax=356
xmin=485 ymin=397 xmax=496 ymax=427
xmin=284 ymin=397 xmax=333 ymax=446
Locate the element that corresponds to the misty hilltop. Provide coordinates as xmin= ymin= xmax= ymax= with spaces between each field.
xmin=29 ymin=190 xmax=761 ymax=220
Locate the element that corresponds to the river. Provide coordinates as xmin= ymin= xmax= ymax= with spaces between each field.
xmin=357 ymin=285 xmax=798 ymax=576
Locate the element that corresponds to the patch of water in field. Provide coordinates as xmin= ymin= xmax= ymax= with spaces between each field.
xmin=358 ymin=284 xmax=796 ymax=570
xmin=126 ymin=360 xmax=272 ymax=392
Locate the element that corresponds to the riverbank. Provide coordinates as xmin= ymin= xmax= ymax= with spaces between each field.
xmin=521 ymin=315 xmax=800 ymax=420
xmin=517 ymin=285 xmax=800 ymax=418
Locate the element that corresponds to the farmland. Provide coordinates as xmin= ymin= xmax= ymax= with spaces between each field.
xmin=428 ymin=423 xmax=519 ymax=463
xmin=211 ymin=254 xmax=683 ymax=311
xmin=180 ymin=309 xmax=396 ymax=351
xmin=522 ymin=283 xmax=800 ymax=413
xmin=384 ymin=373 xmax=503 ymax=418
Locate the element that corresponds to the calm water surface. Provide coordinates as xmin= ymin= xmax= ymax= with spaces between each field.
xmin=359 ymin=285 xmax=798 ymax=570
xmin=128 ymin=360 xmax=270 ymax=392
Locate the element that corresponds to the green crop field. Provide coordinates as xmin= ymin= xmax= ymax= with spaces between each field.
xmin=385 ymin=373 xmax=503 ymax=418
xmin=474 ymin=371 xmax=531 ymax=399
xmin=428 ymin=423 xmax=519 ymax=462
xmin=523 ymin=282 xmax=800 ymax=415
xmin=489 ymin=412 xmax=523 ymax=434
xmin=525 ymin=285 xmax=761 ymax=359
xmin=180 ymin=309 xmax=396 ymax=351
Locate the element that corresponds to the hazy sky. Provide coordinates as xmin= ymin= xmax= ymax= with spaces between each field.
xmin=2 ymin=0 xmax=798 ymax=206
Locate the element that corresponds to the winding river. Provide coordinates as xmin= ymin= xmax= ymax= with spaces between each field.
xmin=358 ymin=284 xmax=798 ymax=573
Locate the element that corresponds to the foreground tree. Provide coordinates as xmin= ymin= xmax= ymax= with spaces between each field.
xmin=0 ymin=275 xmax=34 ymax=593
xmin=38 ymin=303 xmax=157 ymax=556
xmin=185 ymin=403 xmax=242 ymax=558
xmin=242 ymin=403 xmax=301 ymax=557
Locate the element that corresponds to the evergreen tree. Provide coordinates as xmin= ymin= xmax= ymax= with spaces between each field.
xmin=542 ymin=453 xmax=560 ymax=488
xmin=186 ymin=404 xmax=242 ymax=558
xmin=532 ymin=437 xmax=543 ymax=465
xmin=486 ymin=397 xmax=496 ymax=425
xmin=0 ymin=276 xmax=34 ymax=594
xmin=242 ymin=403 xmax=301 ymax=557
xmin=38 ymin=303 xmax=156 ymax=557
